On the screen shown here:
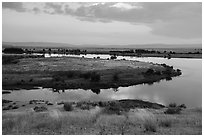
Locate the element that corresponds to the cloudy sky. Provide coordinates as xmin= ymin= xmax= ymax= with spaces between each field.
xmin=2 ymin=2 xmax=202 ymax=46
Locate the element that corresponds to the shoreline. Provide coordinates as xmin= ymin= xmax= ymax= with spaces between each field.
xmin=3 ymin=52 xmax=202 ymax=59
xmin=2 ymin=98 xmax=202 ymax=135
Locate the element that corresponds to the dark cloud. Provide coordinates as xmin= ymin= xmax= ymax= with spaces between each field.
xmin=62 ymin=2 xmax=201 ymax=39
xmin=2 ymin=2 xmax=26 ymax=12
xmin=44 ymin=2 xmax=64 ymax=14
xmin=2 ymin=2 xmax=202 ymax=39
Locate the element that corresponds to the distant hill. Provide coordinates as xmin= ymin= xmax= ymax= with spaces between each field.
xmin=2 ymin=42 xmax=202 ymax=49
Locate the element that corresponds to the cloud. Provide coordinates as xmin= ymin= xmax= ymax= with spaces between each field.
xmin=44 ymin=2 xmax=64 ymax=14
xmin=2 ymin=2 xmax=202 ymax=39
xmin=2 ymin=2 xmax=26 ymax=12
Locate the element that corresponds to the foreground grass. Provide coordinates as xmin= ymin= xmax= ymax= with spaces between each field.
xmin=2 ymin=107 xmax=201 ymax=135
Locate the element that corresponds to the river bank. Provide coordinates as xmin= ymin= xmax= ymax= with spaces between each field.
xmin=2 ymin=100 xmax=201 ymax=135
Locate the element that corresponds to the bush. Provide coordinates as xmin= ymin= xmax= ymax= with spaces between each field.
xmin=143 ymin=119 xmax=157 ymax=132
xmin=166 ymin=77 xmax=172 ymax=81
xmin=178 ymin=104 xmax=187 ymax=109
xmin=79 ymin=104 xmax=90 ymax=110
xmin=90 ymin=72 xmax=101 ymax=82
xmin=164 ymin=107 xmax=182 ymax=114
xmin=177 ymin=69 xmax=181 ymax=72
xmin=103 ymin=102 xmax=124 ymax=115
xmin=163 ymin=68 xmax=172 ymax=75
xmin=168 ymin=103 xmax=177 ymax=107
xmin=33 ymin=106 xmax=48 ymax=112
xmin=63 ymin=102 xmax=73 ymax=111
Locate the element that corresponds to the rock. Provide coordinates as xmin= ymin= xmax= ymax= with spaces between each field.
xmin=33 ymin=106 xmax=48 ymax=112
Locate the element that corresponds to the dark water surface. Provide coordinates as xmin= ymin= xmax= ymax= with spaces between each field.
xmin=3 ymin=55 xmax=202 ymax=108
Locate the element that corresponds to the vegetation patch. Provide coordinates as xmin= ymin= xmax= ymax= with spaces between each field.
xmin=143 ymin=118 xmax=157 ymax=132
xmin=64 ymin=102 xmax=73 ymax=111
xmin=164 ymin=103 xmax=186 ymax=114
xmin=33 ymin=106 xmax=48 ymax=112
xmin=102 ymin=102 xmax=128 ymax=115
xmin=159 ymin=119 xmax=172 ymax=128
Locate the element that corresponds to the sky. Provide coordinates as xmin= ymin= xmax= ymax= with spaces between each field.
xmin=2 ymin=2 xmax=202 ymax=46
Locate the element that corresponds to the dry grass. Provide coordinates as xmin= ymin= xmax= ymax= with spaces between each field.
xmin=2 ymin=108 xmax=202 ymax=135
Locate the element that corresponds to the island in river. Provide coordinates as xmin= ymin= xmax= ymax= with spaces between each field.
xmin=2 ymin=54 xmax=181 ymax=90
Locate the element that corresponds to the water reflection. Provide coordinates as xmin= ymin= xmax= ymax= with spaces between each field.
xmin=52 ymin=88 xmax=65 ymax=94
xmin=91 ymin=89 xmax=101 ymax=94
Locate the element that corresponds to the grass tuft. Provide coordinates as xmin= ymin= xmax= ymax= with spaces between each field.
xmin=143 ymin=118 xmax=157 ymax=132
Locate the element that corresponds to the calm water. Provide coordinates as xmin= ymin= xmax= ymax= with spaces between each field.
xmin=3 ymin=54 xmax=202 ymax=108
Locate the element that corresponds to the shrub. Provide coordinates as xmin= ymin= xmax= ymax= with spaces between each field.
xmin=103 ymin=102 xmax=124 ymax=115
xmin=178 ymin=104 xmax=187 ymax=109
xmin=166 ymin=76 xmax=172 ymax=81
xmin=168 ymin=103 xmax=177 ymax=108
xmin=143 ymin=119 xmax=157 ymax=132
xmin=98 ymin=101 xmax=106 ymax=107
xmin=163 ymin=68 xmax=172 ymax=75
xmin=63 ymin=102 xmax=73 ymax=111
xmin=164 ymin=107 xmax=182 ymax=114
xmin=79 ymin=104 xmax=91 ymax=110
xmin=33 ymin=106 xmax=48 ymax=112
xmin=110 ymin=56 xmax=117 ymax=59
xmin=177 ymin=69 xmax=181 ymax=72
xmin=90 ymin=72 xmax=101 ymax=82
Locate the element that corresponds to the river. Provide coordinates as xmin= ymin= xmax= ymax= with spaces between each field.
xmin=3 ymin=54 xmax=202 ymax=108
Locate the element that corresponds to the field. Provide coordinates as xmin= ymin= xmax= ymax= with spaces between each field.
xmin=2 ymin=106 xmax=202 ymax=135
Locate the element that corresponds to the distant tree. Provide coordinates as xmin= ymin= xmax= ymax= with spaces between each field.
xmin=3 ymin=48 xmax=24 ymax=54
